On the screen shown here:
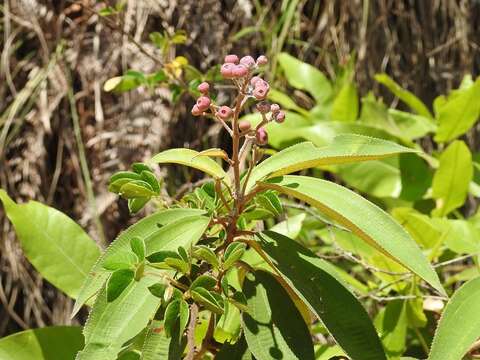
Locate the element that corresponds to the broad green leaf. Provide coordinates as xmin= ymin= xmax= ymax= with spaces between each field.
xmin=245 ymin=134 xmax=415 ymax=191
xmin=388 ymin=109 xmax=436 ymax=139
xmin=375 ymin=73 xmax=433 ymax=119
xmin=141 ymin=320 xmax=184 ymax=360
xmin=399 ymin=153 xmax=432 ymax=201
xmin=428 ymin=277 xmax=480 ymax=360
xmin=437 ymin=219 xmax=480 ymax=255
xmin=270 ymin=213 xmax=306 ymax=239
xmin=260 ymin=176 xmax=445 ymax=295
xmin=242 ymin=270 xmax=315 ymax=360
xmin=73 ymin=208 xmax=205 ymax=316
xmin=0 ymin=326 xmax=83 ymax=360
xmin=267 ymin=88 xmax=309 ymax=115
xmin=150 ymin=148 xmax=229 ymax=184
xmin=435 ymin=77 xmax=480 ymax=142
xmin=331 ymin=82 xmax=358 ymax=121
xmin=255 ymin=231 xmax=386 ymax=360
xmin=76 ymin=275 xmax=160 ymax=360
xmin=190 ymin=275 xmax=217 ymax=290
xmin=277 ymin=52 xmax=332 ymax=104
xmin=432 ymin=141 xmax=473 ymax=217
xmin=0 ymin=189 xmax=100 ymax=299
xmin=106 ymin=269 xmax=134 ymax=302
xmin=374 ymin=300 xmax=408 ymax=358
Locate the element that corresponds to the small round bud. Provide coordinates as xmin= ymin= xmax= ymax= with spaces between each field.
xmin=256 ymin=102 xmax=270 ymax=113
xmin=250 ymin=76 xmax=262 ymax=86
xmin=196 ymin=96 xmax=211 ymax=111
xmin=240 ymin=55 xmax=256 ymax=68
xmin=197 ymin=82 xmax=210 ymax=94
xmin=217 ymin=106 xmax=233 ymax=120
xmin=275 ymin=111 xmax=286 ymax=123
xmin=224 ymin=54 xmax=239 ymax=64
xmin=253 ymin=84 xmax=269 ymax=100
xmin=270 ymin=103 xmax=280 ymax=114
xmin=239 ymin=120 xmax=252 ymax=132
xmin=191 ymin=104 xmax=202 ymax=116
xmin=256 ymin=55 xmax=268 ymax=66
xmin=232 ymin=64 xmax=248 ymax=78
xmin=256 ymin=127 xmax=268 ymax=145
xmin=220 ymin=63 xmax=235 ymax=78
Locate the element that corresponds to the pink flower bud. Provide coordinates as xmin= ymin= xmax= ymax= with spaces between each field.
xmin=240 ymin=55 xmax=256 ymax=68
xmin=224 ymin=54 xmax=239 ymax=64
xmin=256 ymin=127 xmax=268 ymax=145
xmin=197 ymin=82 xmax=210 ymax=94
xmin=275 ymin=111 xmax=285 ymax=123
xmin=270 ymin=103 xmax=280 ymax=114
xmin=220 ymin=63 xmax=235 ymax=78
xmin=239 ymin=120 xmax=252 ymax=132
xmin=253 ymin=83 xmax=269 ymax=100
xmin=256 ymin=102 xmax=270 ymax=113
xmin=232 ymin=64 xmax=248 ymax=78
xmin=196 ymin=96 xmax=211 ymax=111
xmin=250 ymin=76 xmax=262 ymax=86
xmin=217 ymin=106 xmax=233 ymax=120
xmin=191 ymin=105 xmax=202 ymax=116
xmin=256 ymin=55 xmax=268 ymax=66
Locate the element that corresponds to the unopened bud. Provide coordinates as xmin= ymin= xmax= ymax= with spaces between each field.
xmin=196 ymin=96 xmax=211 ymax=111
xmin=250 ymin=76 xmax=262 ymax=86
xmin=256 ymin=55 xmax=268 ymax=66
xmin=239 ymin=120 xmax=252 ymax=132
xmin=256 ymin=102 xmax=270 ymax=113
xmin=220 ymin=63 xmax=235 ymax=78
xmin=217 ymin=106 xmax=233 ymax=120
xmin=224 ymin=54 xmax=239 ymax=64
xmin=240 ymin=55 xmax=256 ymax=69
xmin=253 ymin=84 xmax=269 ymax=100
xmin=232 ymin=64 xmax=248 ymax=78
xmin=275 ymin=111 xmax=286 ymax=123
xmin=197 ymin=82 xmax=210 ymax=94
xmin=270 ymin=103 xmax=280 ymax=114
xmin=256 ymin=127 xmax=268 ymax=145
xmin=191 ymin=105 xmax=202 ymax=116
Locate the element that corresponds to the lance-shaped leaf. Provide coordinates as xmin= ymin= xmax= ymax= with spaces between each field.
xmin=375 ymin=73 xmax=433 ymax=119
xmin=245 ymin=134 xmax=415 ymax=191
xmin=260 ymin=176 xmax=445 ymax=295
xmin=0 ymin=189 xmax=100 ymax=299
xmin=0 ymin=326 xmax=84 ymax=360
xmin=255 ymin=231 xmax=386 ymax=360
xmin=428 ymin=277 xmax=480 ymax=360
xmin=73 ymin=208 xmax=205 ymax=316
xmin=76 ymin=276 xmax=160 ymax=360
xmin=150 ymin=148 xmax=230 ymax=184
xmin=242 ymin=270 xmax=315 ymax=360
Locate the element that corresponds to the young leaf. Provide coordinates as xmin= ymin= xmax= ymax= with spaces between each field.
xmin=435 ymin=77 xmax=480 ymax=142
xmin=148 ymin=283 xmax=167 ymax=299
xmin=103 ymin=250 xmax=138 ymax=270
xmin=191 ymin=288 xmax=224 ymax=314
xmin=128 ymin=197 xmax=149 ymax=214
xmin=193 ymin=245 xmax=219 ymax=269
xmin=190 ymin=275 xmax=217 ymax=290
xmin=428 ymin=277 xmax=480 ymax=360
xmin=277 ymin=52 xmax=332 ymax=104
xmin=260 ymin=176 xmax=445 ymax=296
xmin=255 ymin=231 xmax=387 ymax=360
xmin=245 ymin=134 xmax=416 ymax=191
xmin=106 ymin=269 xmax=135 ymax=302
xmin=223 ymin=242 xmax=246 ymax=269
xmin=130 ymin=237 xmax=146 ymax=260
xmin=119 ymin=180 xmax=156 ymax=198
xmin=0 ymin=189 xmax=100 ymax=299
xmin=0 ymin=326 xmax=83 ymax=360
xmin=164 ymin=300 xmax=180 ymax=338
xmin=432 ymin=140 xmax=473 ymax=217
xmin=150 ymin=148 xmax=230 ymax=184
xmin=164 ymin=257 xmax=189 ymax=274
xmin=375 ymin=73 xmax=433 ymax=119
xmin=73 ymin=208 xmax=205 ymax=316
xmin=242 ymin=270 xmax=315 ymax=360
xmin=331 ymin=82 xmax=359 ymax=122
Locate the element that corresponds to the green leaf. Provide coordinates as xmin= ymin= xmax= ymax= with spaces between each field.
xmin=190 ymin=275 xmax=217 ymax=290
xmin=150 ymin=148 xmax=230 ymax=184
xmin=255 ymin=231 xmax=386 ymax=360
xmin=375 ymin=73 xmax=433 ymax=119
xmin=106 ymin=269 xmax=135 ymax=302
xmin=331 ymin=82 xmax=358 ymax=121
xmin=164 ymin=300 xmax=189 ymax=338
xmin=191 ymin=288 xmax=224 ymax=314
xmin=193 ymin=245 xmax=219 ymax=269
xmin=399 ymin=153 xmax=432 ymax=201
xmin=223 ymin=242 xmax=246 ymax=269
xmin=435 ymin=77 xmax=480 ymax=142
xmin=103 ymin=71 xmax=146 ymax=93
xmin=270 ymin=213 xmax=306 ymax=239
xmin=428 ymin=277 xmax=480 ymax=360
xmin=73 ymin=208 xmax=205 ymax=316
xmin=432 ymin=140 xmax=473 ymax=217
xmin=119 ymin=180 xmax=156 ymax=198
xmin=0 ymin=189 xmax=100 ymax=299
xmin=260 ymin=176 xmax=445 ymax=295
xmin=77 ymin=276 xmax=160 ymax=360
xmin=277 ymin=52 xmax=332 ymax=104
xmin=0 ymin=326 xmax=83 ymax=360
xmin=103 ymin=250 xmax=138 ymax=270
xmin=128 ymin=197 xmax=149 ymax=214
xmin=216 ymin=336 xmax=252 ymax=360
xmin=245 ymin=134 xmax=415 ymax=191
xmin=387 ymin=109 xmax=437 ymax=140
xmin=130 ymin=236 xmax=146 ymax=260
xmin=242 ymin=270 xmax=315 ymax=360
xmin=164 ymin=257 xmax=189 ymax=274
xmin=141 ymin=320 xmax=185 ymax=360
xmin=374 ymin=300 xmax=408 ymax=358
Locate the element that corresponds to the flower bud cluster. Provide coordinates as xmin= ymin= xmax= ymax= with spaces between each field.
xmin=190 ymin=54 xmax=285 ymax=147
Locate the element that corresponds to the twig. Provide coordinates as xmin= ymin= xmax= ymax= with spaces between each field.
xmin=185 ymin=303 xmax=199 ymax=360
